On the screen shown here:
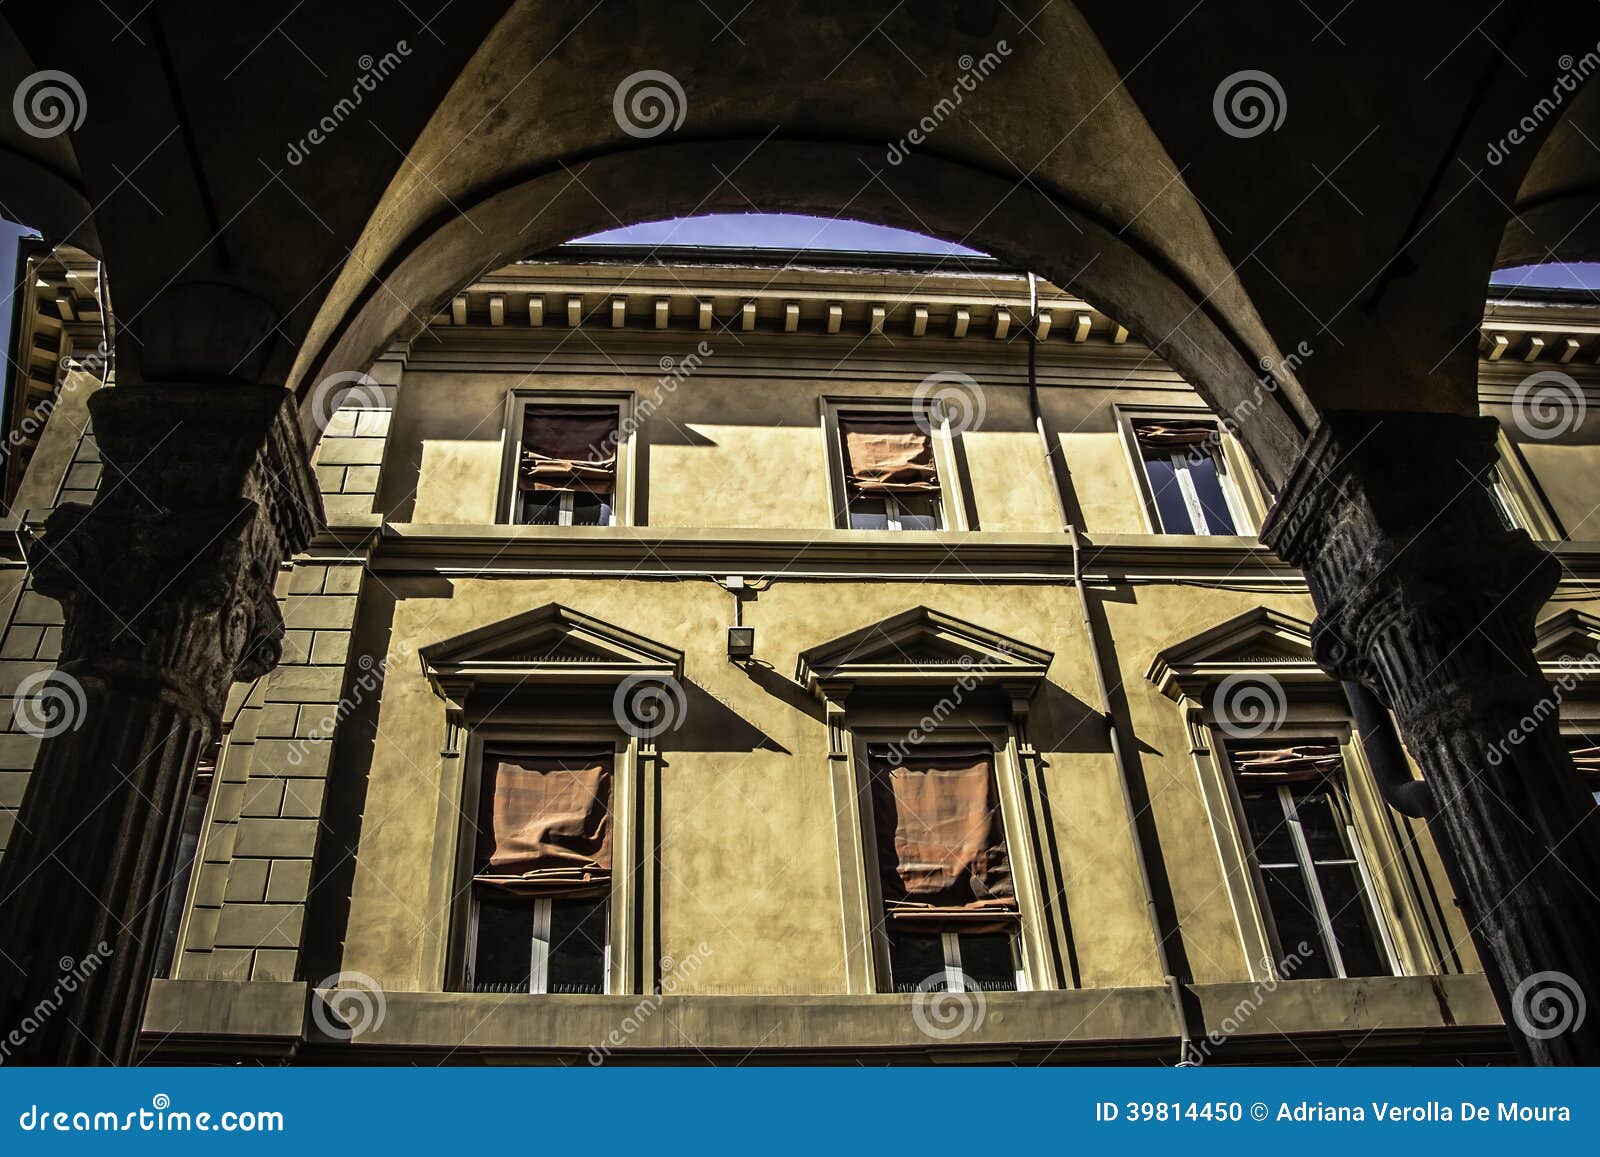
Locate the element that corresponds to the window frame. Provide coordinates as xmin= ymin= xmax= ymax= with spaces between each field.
xmin=1188 ymin=710 xmax=1452 ymax=982
xmin=1219 ymin=742 xmax=1400 ymax=980
xmin=820 ymin=397 xmax=973 ymax=532
xmin=498 ymin=390 xmax=637 ymax=527
xmin=448 ymin=720 xmax=643 ymax=996
xmin=154 ymin=738 xmax=226 ymax=980
xmin=1114 ymin=405 xmax=1261 ymax=536
xmin=1487 ymin=428 xmax=1564 ymax=539
xmin=463 ymin=892 xmax=613 ymax=996
xmin=843 ymin=721 xmax=1051 ymax=994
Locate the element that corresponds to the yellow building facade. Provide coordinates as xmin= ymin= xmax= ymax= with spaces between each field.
xmin=4 ymin=248 xmax=1598 ymax=1062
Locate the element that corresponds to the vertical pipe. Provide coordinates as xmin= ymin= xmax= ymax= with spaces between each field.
xmin=1028 ymin=275 xmax=1192 ymax=1060
xmin=1070 ymin=525 xmax=1193 ymax=1062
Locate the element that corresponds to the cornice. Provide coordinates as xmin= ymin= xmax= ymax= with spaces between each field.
xmin=425 ymin=258 xmax=1600 ymax=372
xmin=368 ymin=523 xmax=1304 ymax=584
xmin=355 ymin=522 xmax=1600 ymax=587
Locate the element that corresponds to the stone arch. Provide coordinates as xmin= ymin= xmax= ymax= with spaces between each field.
xmin=294 ymin=140 xmax=1314 ymax=487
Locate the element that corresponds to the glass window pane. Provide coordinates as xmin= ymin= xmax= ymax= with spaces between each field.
xmin=1315 ymin=863 xmax=1390 ymax=978
xmin=957 ymin=933 xmax=1018 ymax=991
xmin=1141 ymin=451 xmax=1196 ymax=534
xmin=1291 ymin=788 xmax=1354 ymax=863
xmin=849 ymin=494 xmax=890 ymax=530
xmin=1239 ymin=789 xmax=1296 ymax=867
xmin=570 ymin=492 xmax=613 ymax=527
xmin=153 ymin=786 xmax=210 ymax=978
xmin=1486 ymin=475 xmax=1518 ymax=529
xmin=547 ymin=897 xmax=608 ymax=994
xmin=886 ymin=931 xmax=947 ymax=993
xmin=895 ymin=494 xmax=940 ymax=531
xmin=1185 ymin=451 xmax=1238 ymax=534
xmin=520 ymin=494 xmax=561 ymax=525
xmin=1262 ymin=867 xmax=1332 ymax=979
xmin=471 ymin=895 xmax=533 ymax=992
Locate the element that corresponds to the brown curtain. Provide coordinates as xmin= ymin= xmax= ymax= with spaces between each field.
xmin=474 ymin=748 xmax=613 ymax=897
xmin=518 ymin=406 xmax=618 ymax=494
xmin=1134 ymin=419 xmax=1217 ymax=448
xmin=840 ymin=418 xmax=939 ymax=494
xmin=1230 ymin=743 xmax=1343 ymax=785
xmin=870 ymin=745 xmax=1017 ymax=933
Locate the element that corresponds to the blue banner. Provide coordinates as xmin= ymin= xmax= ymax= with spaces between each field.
xmin=0 ymin=1067 xmax=1594 ymax=1153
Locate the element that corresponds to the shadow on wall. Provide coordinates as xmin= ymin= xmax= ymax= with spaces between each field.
xmin=1029 ymin=681 xmax=1116 ymax=756
xmin=301 ymin=575 xmax=454 ymax=983
xmin=659 ymin=679 xmax=792 ymax=755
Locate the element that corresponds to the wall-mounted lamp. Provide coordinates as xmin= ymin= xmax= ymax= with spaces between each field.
xmin=727 ymin=625 xmax=756 ymax=660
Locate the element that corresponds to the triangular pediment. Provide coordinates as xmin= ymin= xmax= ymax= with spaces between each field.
xmin=420 ymin=604 xmax=682 ymax=706
xmin=1535 ymin=610 xmax=1600 ymax=666
xmin=795 ymin=607 xmax=1052 ymax=697
xmin=1147 ymin=607 xmax=1320 ymax=700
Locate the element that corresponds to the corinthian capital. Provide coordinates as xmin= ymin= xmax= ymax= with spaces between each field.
xmin=26 ymin=384 xmax=322 ymax=718
xmin=1260 ymin=410 xmax=1559 ymax=733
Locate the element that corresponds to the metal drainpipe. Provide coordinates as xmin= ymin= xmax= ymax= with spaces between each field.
xmin=1025 ymin=277 xmax=1194 ymax=1062
xmin=1026 ymin=273 xmax=1071 ymax=532
xmin=1071 ymin=526 xmax=1194 ymax=1064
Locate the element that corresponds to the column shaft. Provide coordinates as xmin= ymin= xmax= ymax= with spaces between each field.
xmin=1264 ymin=410 xmax=1600 ymax=1064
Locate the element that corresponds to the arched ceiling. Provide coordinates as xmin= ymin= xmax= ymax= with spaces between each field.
xmin=1497 ymin=76 xmax=1600 ymax=270
xmin=288 ymin=1 xmax=1314 ymax=482
xmin=1082 ymin=2 xmax=1600 ymax=413
xmin=1 ymin=2 xmax=508 ymax=378
xmin=4 ymin=1 xmax=1599 ymax=488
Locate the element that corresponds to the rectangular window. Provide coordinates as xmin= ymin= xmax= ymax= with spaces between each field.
xmin=514 ymin=405 xmax=619 ymax=526
xmin=465 ymin=747 xmax=613 ymax=994
xmin=837 ymin=414 xmax=945 ymax=531
xmin=1227 ymin=742 xmax=1395 ymax=980
xmin=1131 ymin=418 xmax=1247 ymax=535
xmin=868 ymin=745 xmax=1022 ymax=992
xmin=152 ymin=740 xmax=219 ymax=979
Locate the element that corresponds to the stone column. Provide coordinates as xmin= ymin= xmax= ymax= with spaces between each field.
xmin=1262 ymin=410 xmax=1600 ymax=1065
xmin=0 ymin=384 xmax=320 ymax=1064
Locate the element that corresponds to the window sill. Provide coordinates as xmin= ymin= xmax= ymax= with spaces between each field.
xmin=139 ymin=973 xmax=1504 ymax=1062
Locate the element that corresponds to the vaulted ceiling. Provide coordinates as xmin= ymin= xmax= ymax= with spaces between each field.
xmin=4 ymin=1 xmax=1597 ymax=485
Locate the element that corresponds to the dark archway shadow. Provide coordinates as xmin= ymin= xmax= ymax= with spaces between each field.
xmin=736 ymin=658 xmax=825 ymax=725
xmin=1074 ymin=581 xmax=1199 ymax=993
xmin=302 ymin=574 xmax=454 ymax=984
xmin=660 ymin=678 xmax=790 ymax=755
